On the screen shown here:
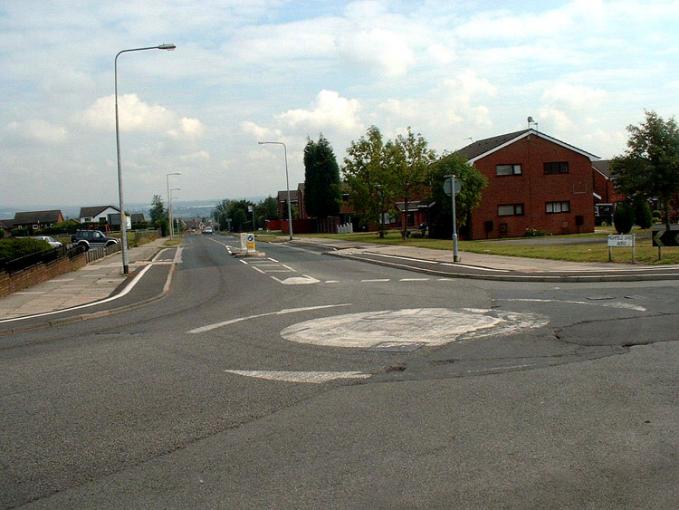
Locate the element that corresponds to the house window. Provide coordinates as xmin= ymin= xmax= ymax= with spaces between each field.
xmin=544 ymin=161 xmax=569 ymax=174
xmin=498 ymin=204 xmax=524 ymax=216
xmin=546 ymin=201 xmax=570 ymax=214
xmin=496 ymin=164 xmax=522 ymax=176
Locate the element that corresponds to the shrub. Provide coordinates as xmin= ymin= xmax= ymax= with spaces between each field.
xmin=613 ymin=202 xmax=635 ymax=234
xmin=524 ymin=228 xmax=546 ymax=237
xmin=0 ymin=238 xmax=50 ymax=260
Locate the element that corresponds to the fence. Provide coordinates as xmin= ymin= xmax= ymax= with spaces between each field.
xmin=84 ymin=242 xmax=121 ymax=263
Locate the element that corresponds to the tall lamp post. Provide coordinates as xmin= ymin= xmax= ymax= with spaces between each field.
xmin=166 ymin=172 xmax=181 ymax=239
xmin=258 ymin=141 xmax=293 ymax=240
xmin=169 ymin=187 xmax=181 ymax=237
xmin=115 ymin=43 xmax=176 ymax=274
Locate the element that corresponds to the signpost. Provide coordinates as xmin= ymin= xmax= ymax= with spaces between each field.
xmin=651 ymin=224 xmax=679 ymax=260
xmin=443 ymin=175 xmax=461 ymax=263
xmin=607 ymin=234 xmax=635 ymax=263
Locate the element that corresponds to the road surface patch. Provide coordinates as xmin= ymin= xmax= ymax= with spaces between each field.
xmin=280 ymin=308 xmax=548 ymax=349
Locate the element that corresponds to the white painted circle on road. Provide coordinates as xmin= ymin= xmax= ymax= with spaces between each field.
xmin=280 ymin=308 xmax=548 ymax=348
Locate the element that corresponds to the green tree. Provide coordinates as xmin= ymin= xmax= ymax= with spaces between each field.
xmin=150 ymin=194 xmax=168 ymax=236
xmin=428 ymin=153 xmax=487 ymax=239
xmin=610 ymin=111 xmax=679 ymax=228
xmin=304 ymin=135 xmax=341 ymax=219
xmin=343 ymin=126 xmax=395 ymax=237
xmin=227 ymin=199 xmax=254 ymax=232
xmin=255 ymin=196 xmax=279 ymax=229
xmin=390 ymin=127 xmax=436 ymax=239
xmin=213 ymin=199 xmax=231 ymax=230
xmin=632 ymin=195 xmax=653 ymax=228
xmin=614 ymin=201 xmax=635 ymax=234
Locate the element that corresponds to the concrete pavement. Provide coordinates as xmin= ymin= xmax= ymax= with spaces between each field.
xmin=0 ymin=238 xmax=168 ymax=320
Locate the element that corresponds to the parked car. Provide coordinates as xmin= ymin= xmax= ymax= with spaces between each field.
xmin=70 ymin=230 xmax=119 ymax=250
xmin=31 ymin=235 xmax=63 ymax=249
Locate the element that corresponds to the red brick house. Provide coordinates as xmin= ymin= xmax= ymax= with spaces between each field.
xmin=456 ymin=129 xmax=598 ymax=239
xmin=592 ymin=160 xmax=625 ymax=204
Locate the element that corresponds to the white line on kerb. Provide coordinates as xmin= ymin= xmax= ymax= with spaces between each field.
xmin=187 ymin=303 xmax=352 ymax=334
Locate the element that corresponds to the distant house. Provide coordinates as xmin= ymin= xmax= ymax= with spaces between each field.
xmin=0 ymin=219 xmax=15 ymax=235
xmin=592 ymin=160 xmax=625 ymax=205
xmin=276 ymin=189 xmax=300 ymax=219
xmin=78 ymin=205 xmax=120 ymax=224
xmin=455 ymin=129 xmax=598 ymax=239
xmin=12 ymin=210 xmax=64 ymax=230
xmin=130 ymin=213 xmax=146 ymax=226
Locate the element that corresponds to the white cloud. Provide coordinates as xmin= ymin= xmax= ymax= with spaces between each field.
xmin=180 ymin=150 xmax=210 ymax=162
xmin=6 ymin=119 xmax=68 ymax=144
xmin=337 ymin=28 xmax=416 ymax=77
xmin=542 ymin=83 xmax=608 ymax=110
xmin=277 ymin=90 xmax=363 ymax=133
xmin=80 ymin=94 xmax=204 ymax=140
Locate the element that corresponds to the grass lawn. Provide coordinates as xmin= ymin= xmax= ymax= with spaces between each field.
xmin=258 ymin=228 xmax=679 ymax=265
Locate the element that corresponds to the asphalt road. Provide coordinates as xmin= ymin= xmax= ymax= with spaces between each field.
xmin=2 ymin=234 xmax=678 ymax=509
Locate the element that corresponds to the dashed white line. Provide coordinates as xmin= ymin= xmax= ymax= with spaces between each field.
xmin=400 ymin=278 xmax=430 ymax=282
xmin=361 ymin=279 xmax=390 ymax=282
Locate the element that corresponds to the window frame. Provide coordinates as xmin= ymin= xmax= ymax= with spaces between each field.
xmin=496 ymin=163 xmax=522 ymax=176
xmin=543 ymin=161 xmax=569 ymax=175
xmin=497 ymin=203 xmax=525 ymax=217
xmin=545 ymin=201 xmax=571 ymax=214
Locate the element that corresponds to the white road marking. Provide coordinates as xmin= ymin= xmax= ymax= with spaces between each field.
xmin=268 ymin=257 xmax=279 ymax=262
xmin=281 ymin=264 xmax=296 ymax=271
xmin=187 ymin=303 xmax=351 ymax=334
xmin=400 ymin=278 xmax=430 ymax=282
xmin=224 ymin=370 xmax=371 ymax=384
xmin=325 ymin=280 xmax=339 ymax=284
xmin=468 ymin=364 xmax=533 ymax=373
xmin=282 ymin=245 xmax=323 ymax=255
xmin=364 ymin=253 xmax=439 ymax=264
xmin=497 ymin=298 xmax=646 ymax=312
xmin=277 ymin=275 xmax=320 ymax=285
xmin=440 ymin=262 xmax=511 ymax=272
xmin=239 ymin=259 xmax=248 ymax=265
xmin=251 ymin=266 xmax=265 ymax=274
xmin=280 ymin=308 xmax=549 ymax=348
xmin=361 ymin=278 xmax=390 ymax=282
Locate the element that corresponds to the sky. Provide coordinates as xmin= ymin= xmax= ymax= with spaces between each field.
xmin=2 ymin=0 xmax=678 ymax=210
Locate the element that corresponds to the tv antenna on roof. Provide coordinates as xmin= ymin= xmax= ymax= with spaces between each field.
xmin=527 ymin=116 xmax=539 ymax=131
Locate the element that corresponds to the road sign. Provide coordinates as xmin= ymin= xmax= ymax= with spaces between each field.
xmin=652 ymin=226 xmax=679 ymax=247
xmin=443 ymin=177 xmax=461 ymax=196
xmin=607 ymin=234 xmax=634 ymax=247
xmin=246 ymin=233 xmax=256 ymax=254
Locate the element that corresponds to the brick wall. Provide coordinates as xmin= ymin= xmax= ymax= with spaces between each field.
xmin=0 ymin=252 xmax=87 ymax=298
xmin=470 ymin=134 xmax=595 ymax=239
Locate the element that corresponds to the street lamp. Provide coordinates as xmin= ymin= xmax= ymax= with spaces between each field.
xmin=115 ymin=43 xmax=176 ymax=274
xmin=166 ymin=172 xmax=181 ymax=239
xmin=169 ymin=187 xmax=181 ymax=237
xmin=258 ymin=141 xmax=293 ymax=240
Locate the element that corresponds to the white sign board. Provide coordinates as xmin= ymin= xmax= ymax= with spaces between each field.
xmin=607 ymin=234 xmax=635 ymax=247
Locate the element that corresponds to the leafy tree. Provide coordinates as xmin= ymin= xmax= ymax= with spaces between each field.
xmin=304 ymin=135 xmax=341 ymax=219
xmin=614 ymin=201 xmax=635 ymax=234
xmin=390 ymin=127 xmax=436 ymax=239
xmin=610 ymin=111 xmax=679 ymax=228
xmin=428 ymin=153 xmax=487 ymax=239
xmin=632 ymin=196 xmax=653 ymax=228
xmin=228 ymin=199 xmax=254 ymax=232
xmin=213 ymin=199 xmax=231 ymax=230
xmin=343 ymin=126 xmax=395 ymax=237
xmin=149 ymin=195 xmax=168 ymax=236
xmin=255 ymin=196 xmax=278 ymax=229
